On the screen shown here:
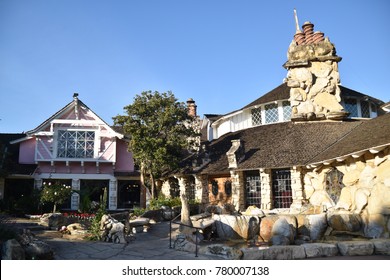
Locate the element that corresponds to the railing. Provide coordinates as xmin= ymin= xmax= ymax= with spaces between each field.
xmin=169 ymin=213 xmax=202 ymax=257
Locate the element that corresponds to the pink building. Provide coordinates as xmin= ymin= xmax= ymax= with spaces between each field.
xmin=4 ymin=94 xmax=142 ymax=212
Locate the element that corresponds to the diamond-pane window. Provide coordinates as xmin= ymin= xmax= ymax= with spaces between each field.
xmin=245 ymin=171 xmax=261 ymax=208
xmin=251 ymin=108 xmax=262 ymax=126
xmin=360 ymin=100 xmax=370 ymax=118
xmin=57 ymin=130 xmax=95 ymax=158
xmin=265 ymin=103 xmax=278 ymax=124
xmin=272 ymin=169 xmax=292 ymax=208
xmin=282 ymin=101 xmax=292 ymax=121
xmin=371 ymin=103 xmax=377 ymax=113
xmin=344 ymin=99 xmax=358 ymax=118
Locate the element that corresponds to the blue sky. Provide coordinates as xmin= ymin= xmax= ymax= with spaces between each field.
xmin=0 ymin=0 xmax=389 ymax=133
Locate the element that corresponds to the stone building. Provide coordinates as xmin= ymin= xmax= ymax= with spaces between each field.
xmin=161 ymin=19 xmax=390 ymax=238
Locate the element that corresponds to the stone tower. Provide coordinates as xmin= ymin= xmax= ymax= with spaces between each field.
xmin=284 ymin=11 xmax=349 ymax=121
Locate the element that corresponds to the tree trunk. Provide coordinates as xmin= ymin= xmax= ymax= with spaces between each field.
xmin=150 ymin=173 xmax=155 ymax=199
xmin=53 ymin=203 xmax=57 ymax=213
xmin=140 ymin=163 xmax=147 ymax=208
xmin=180 ymin=193 xmax=193 ymax=234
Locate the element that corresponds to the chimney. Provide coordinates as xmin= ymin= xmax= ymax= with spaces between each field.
xmin=187 ymin=98 xmax=197 ymax=117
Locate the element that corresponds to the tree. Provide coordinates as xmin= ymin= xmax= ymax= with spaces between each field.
xmin=40 ymin=181 xmax=73 ymax=213
xmin=113 ymin=91 xmax=199 ymax=199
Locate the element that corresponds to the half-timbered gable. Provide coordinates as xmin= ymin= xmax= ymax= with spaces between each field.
xmin=5 ymin=94 xmax=142 ymax=212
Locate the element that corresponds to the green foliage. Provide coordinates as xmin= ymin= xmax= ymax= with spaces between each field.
xmin=87 ymin=187 xmax=108 ymax=241
xmin=113 ymin=91 xmax=199 ymax=191
xmin=148 ymin=194 xmax=181 ymax=210
xmin=40 ymin=181 xmax=73 ymax=213
xmin=131 ymin=207 xmax=146 ymax=218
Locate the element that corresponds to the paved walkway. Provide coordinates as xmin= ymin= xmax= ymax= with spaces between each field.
xmin=33 ymin=221 xmax=223 ymax=260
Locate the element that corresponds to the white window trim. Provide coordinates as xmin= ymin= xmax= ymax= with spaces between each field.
xmin=54 ymin=127 xmax=99 ymax=160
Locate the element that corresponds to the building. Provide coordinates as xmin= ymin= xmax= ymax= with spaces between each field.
xmin=0 ymin=93 xmax=142 ymax=213
xmin=161 ymin=20 xmax=390 ymax=238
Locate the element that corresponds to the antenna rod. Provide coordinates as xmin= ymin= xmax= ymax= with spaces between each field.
xmin=294 ymin=8 xmax=301 ymax=33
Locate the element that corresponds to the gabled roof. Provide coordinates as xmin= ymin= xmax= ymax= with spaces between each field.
xmin=24 ymin=94 xmax=123 ymax=139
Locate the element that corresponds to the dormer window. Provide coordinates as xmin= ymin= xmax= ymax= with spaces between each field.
xmin=360 ymin=100 xmax=370 ymax=118
xmin=282 ymin=101 xmax=292 ymax=121
xmin=251 ymin=108 xmax=262 ymax=126
xmin=265 ymin=103 xmax=278 ymax=124
xmin=344 ymin=98 xmax=358 ymax=117
xmin=57 ymin=130 xmax=95 ymax=158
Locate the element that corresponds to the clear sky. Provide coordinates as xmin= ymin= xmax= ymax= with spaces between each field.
xmin=0 ymin=0 xmax=389 ymax=133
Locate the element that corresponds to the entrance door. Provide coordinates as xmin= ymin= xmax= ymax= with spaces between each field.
xmin=117 ymin=180 xmax=140 ymax=209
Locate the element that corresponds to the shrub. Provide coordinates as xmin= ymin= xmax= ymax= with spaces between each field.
xmin=87 ymin=187 xmax=108 ymax=241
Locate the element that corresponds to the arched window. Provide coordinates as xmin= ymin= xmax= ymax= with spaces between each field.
xmin=224 ymin=180 xmax=232 ymax=196
xmin=325 ymin=168 xmax=345 ymax=204
xmin=211 ymin=180 xmax=219 ymax=196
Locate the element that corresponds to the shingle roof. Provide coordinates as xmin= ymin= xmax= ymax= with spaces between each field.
xmin=310 ymin=112 xmax=390 ymax=164
xmin=242 ymin=83 xmax=290 ymax=109
xmin=232 ymin=83 xmax=384 ymax=114
xmin=198 ymin=120 xmax=362 ymax=174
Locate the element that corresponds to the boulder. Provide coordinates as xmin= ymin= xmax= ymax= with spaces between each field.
xmin=270 ymin=235 xmax=290 ymax=245
xmin=304 ymin=213 xmax=328 ymax=241
xmin=302 ymin=243 xmax=338 ymax=258
xmin=271 ymin=218 xmax=295 ymax=244
xmin=65 ymin=223 xmax=89 ymax=239
xmin=259 ymin=215 xmax=279 ymax=242
xmin=40 ymin=213 xmax=66 ymax=229
xmin=23 ymin=240 xmax=54 ymax=260
xmin=371 ymin=239 xmax=390 ymax=255
xmin=201 ymin=244 xmax=243 ymax=260
xmin=1 ymin=239 xmax=25 ymax=260
xmin=213 ymin=214 xmax=260 ymax=240
xmin=242 ymin=245 xmax=306 ymax=260
xmin=100 ymin=214 xmax=126 ymax=243
xmin=337 ymin=241 xmax=374 ymax=256
xmin=242 ymin=206 xmax=266 ymax=217
xmin=327 ymin=213 xmax=362 ymax=232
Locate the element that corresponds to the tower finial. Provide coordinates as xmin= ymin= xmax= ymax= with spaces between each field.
xmin=294 ymin=8 xmax=301 ymax=34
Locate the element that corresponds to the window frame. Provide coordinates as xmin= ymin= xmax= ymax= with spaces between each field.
xmin=55 ymin=128 xmax=97 ymax=159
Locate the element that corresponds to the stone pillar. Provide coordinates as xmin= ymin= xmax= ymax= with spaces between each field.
xmin=230 ymin=170 xmax=245 ymax=211
xmin=108 ymin=179 xmax=117 ymax=210
xmin=34 ymin=179 xmax=43 ymax=189
xmin=290 ymin=166 xmax=305 ymax=212
xmin=194 ymin=174 xmax=209 ymax=211
xmin=71 ymin=179 xmax=80 ymax=210
xmin=260 ymin=168 xmax=272 ymax=210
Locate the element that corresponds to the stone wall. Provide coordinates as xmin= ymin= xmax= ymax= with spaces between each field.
xmin=304 ymin=147 xmax=390 ymax=238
